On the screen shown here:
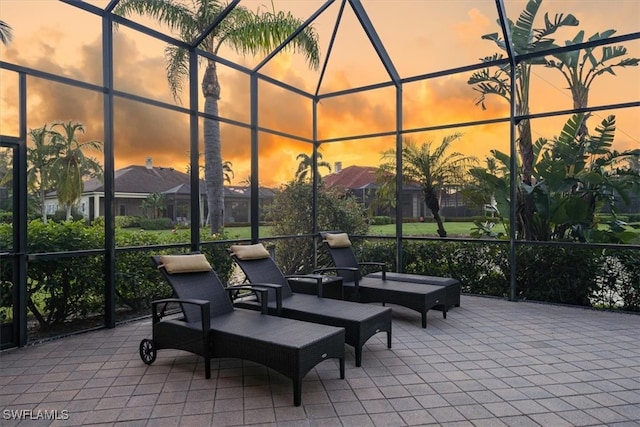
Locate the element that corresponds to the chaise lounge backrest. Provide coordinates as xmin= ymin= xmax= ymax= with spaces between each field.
xmin=152 ymin=254 xmax=234 ymax=322
xmin=228 ymin=244 xmax=294 ymax=301
xmin=319 ymin=231 xmax=362 ymax=283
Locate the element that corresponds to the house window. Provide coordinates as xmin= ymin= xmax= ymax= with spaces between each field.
xmin=120 ymin=205 xmax=126 ymax=216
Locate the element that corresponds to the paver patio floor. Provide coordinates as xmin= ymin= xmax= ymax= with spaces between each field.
xmin=1 ymin=295 xmax=639 ymax=426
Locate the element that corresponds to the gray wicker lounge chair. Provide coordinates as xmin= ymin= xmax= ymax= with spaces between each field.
xmin=141 ymin=254 xmax=345 ymax=406
xmin=317 ymin=232 xmax=453 ymax=328
xmin=228 ymin=244 xmax=392 ymax=367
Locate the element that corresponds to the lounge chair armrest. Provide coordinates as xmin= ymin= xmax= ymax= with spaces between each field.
xmin=227 ymin=284 xmax=281 ymax=315
xmin=286 ymin=274 xmax=324 ymax=298
xmin=358 ymin=262 xmax=386 ymax=279
xmin=151 ymin=298 xmax=210 ymax=331
xmin=313 ymin=267 xmax=359 ymax=274
xmin=313 ymin=267 xmax=360 ymax=291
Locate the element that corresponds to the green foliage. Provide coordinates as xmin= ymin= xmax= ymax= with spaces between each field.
xmin=21 ymin=220 xmax=105 ymax=327
xmin=469 ymin=114 xmax=640 ymax=243
xmin=50 ymin=208 xmax=85 ymax=223
xmin=141 ymin=192 xmax=166 ymax=219
xmin=354 ymin=238 xmax=637 ymax=311
xmin=116 ymin=215 xmax=141 ymax=228
xmin=49 ymin=121 xmax=103 ymax=220
xmin=0 ymin=220 xmax=234 ymax=332
xmin=613 ymin=250 xmax=640 ymax=312
xmin=139 ymin=217 xmax=172 ymax=230
xmin=267 ymin=180 xmax=369 ymax=274
xmin=0 ymin=211 xmax=12 ymax=224
xmin=370 ymin=216 xmax=393 ymax=225
xmin=515 ymin=245 xmax=600 ymax=306
xmin=376 ymin=134 xmax=477 ymax=238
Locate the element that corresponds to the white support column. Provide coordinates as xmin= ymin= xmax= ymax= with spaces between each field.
xmin=93 ymin=194 xmax=101 ymax=220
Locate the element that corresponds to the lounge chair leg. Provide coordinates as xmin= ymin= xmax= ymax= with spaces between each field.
xmin=422 ymin=312 xmax=427 ymax=328
xmin=340 ymin=357 xmax=345 ymax=379
xmin=443 ymin=306 xmax=447 ymax=319
xmin=293 ymin=380 xmax=302 ymax=406
xmin=205 ymin=358 xmax=211 ymax=379
xmin=387 ymin=331 xmax=392 ymax=349
xmin=355 ymin=348 xmax=362 ymax=367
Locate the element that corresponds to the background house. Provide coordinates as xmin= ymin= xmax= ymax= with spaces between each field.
xmin=44 ymin=158 xmax=275 ymax=225
xmin=323 ymin=163 xmax=479 ymax=220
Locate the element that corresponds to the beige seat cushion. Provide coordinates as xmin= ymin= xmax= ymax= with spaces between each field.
xmin=325 ymin=233 xmax=352 ymax=248
xmin=229 ymin=243 xmax=270 ymax=260
xmin=159 ymin=254 xmax=212 ymax=274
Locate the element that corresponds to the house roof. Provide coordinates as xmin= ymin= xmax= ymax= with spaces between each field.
xmin=323 ymin=165 xmax=379 ymax=191
xmin=80 ymin=165 xmax=275 ymax=198
xmin=83 ymin=165 xmax=196 ymax=194
xmin=323 ymin=165 xmax=424 ymax=193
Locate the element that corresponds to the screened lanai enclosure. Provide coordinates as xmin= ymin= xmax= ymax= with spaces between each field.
xmin=0 ymin=0 xmax=639 ymax=349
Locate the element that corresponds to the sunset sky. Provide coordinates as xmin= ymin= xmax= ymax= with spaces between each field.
xmin=1 ymin=0 xmax=638 ymax=187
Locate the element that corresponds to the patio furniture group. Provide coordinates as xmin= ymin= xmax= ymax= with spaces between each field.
xmin=229 ymin=243 xmax=392 ymax=367
xmin=139 ymin=239 xmax=461 ymax=405
xmin=317 ymin=231 xmax=461 ymax=328
xmin=143 ymin=254 xmax=345 ymax=406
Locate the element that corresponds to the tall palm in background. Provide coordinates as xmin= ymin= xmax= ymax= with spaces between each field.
xmin=115 ymin=0 xmax=320 ymax=234
xmin=26 ymin=125 xmax=58 ymax=224
xmin=295 ymin=151 xmax=331 ymax=183
xmin=50 ymin=121 xmax=103 ymax=220
xmin=377 ymin=134 xmax=476 ymax=238
xmin=0 ymin=20 xmax=12 ymax=45
xmin=468 ymin=0 xmax=577 ymax=186
xmin=468 ymin=0 xmax=578 ymax=239
xmin=545 ymin=29 xmax=639 ymax=136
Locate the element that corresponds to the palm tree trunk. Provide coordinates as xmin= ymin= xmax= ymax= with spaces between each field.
xmin=202 ymin=62 xmax=224 ymax=234
xmin=517 ymin=119 xmax=535 ymax=240
xmin=40 ymin=189 xmax=47 ymax=224
xmin=424 ymin=188 xmax=446 ymax=237
xmin=572 ymin=84 xmax=590 ymax=138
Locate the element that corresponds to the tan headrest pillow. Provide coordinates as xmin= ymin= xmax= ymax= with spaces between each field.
xmin=230 ymin=243 xmax=270 ymax=260
xmin=159 ymin=254 xmax=212 ymax=274
xmin=325 ymin=233 xmax=352 ymax=248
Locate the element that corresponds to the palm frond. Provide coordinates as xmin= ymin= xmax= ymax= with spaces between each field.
xmin=224 ymin=5 xmax=320 ymax=70
xmin=164 ymin=44 xmax=189 ymax=103
xmin=0 ymin=20 xmax=13 ymax=45
xmin=587 ymin=115 xmax=616 ymax=154
xmin=114 ymin=0 xmax=196 ymax=34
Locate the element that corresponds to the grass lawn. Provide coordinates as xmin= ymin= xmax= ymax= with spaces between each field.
xmin=132 ymin=221 xmax=639 ymax=242
xmin=220 ymin=221 xmax=481 ymax=239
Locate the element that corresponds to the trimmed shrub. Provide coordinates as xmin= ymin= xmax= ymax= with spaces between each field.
xmin=139 ymin=217 xmax=172 ymax=230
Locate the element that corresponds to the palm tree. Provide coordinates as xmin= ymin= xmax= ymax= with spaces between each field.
xmin=529 ymin=113 xmax=640 ymax=242
xmin=295 ymin=152 xmax=331 ymax=183
xmin=545 ymin=29 xmax=639 ymax=136
xmin=141 ymin=192 xmax=166 ymax=219
xmin=468 ymin=0 xmax=578 ymax=186
xmin=26 ymin=125 xmax=59 ymax=223
xmin=0 ymin=20 xmax=13 ymax=46
xmin=115 ymin=0 xmax=320 ymax=234
xmin=378 ymin=134 xmax=476 ymax=238
xmin=468 ymin=0 xmax=578 ymax=239
xmin=50 ymin=121 xmax=103 ymax=220
xmin=186 ymin=154 xmax=233 ymax=184
xmin=222 ymin=160 xmax=234 ymax=185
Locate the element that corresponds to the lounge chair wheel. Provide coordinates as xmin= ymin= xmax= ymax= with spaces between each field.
xmin=139 ymin=339 xmax=157 ymax=365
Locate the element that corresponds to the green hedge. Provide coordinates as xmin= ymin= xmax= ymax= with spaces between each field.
xmin=353 ymin=239 xmax=639 ymax=312
xmin=0 ymin=221 xmax=234 ymax=332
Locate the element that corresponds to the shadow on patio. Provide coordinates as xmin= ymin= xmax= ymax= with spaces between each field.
xmin=1 ymin=295 xmax=639 ymax=426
